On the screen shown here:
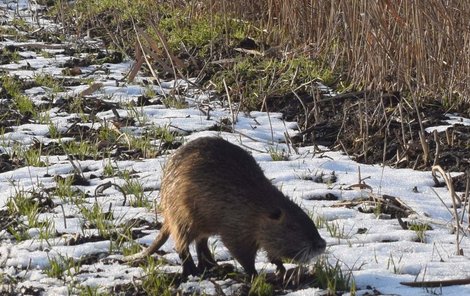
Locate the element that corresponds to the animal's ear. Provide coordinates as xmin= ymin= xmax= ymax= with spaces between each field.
xmin=268 ymin=208 xmax=283 ymax=221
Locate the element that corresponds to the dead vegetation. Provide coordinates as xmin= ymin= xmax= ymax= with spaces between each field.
xmin=1 ymin=2 xmax=470 ymax=294
xmin=64 ymin=0 xmax=470 ymax=108
xmin=218 ymin=0 xmax=470 ymax=105
xmin=47 ymin=0 xmax=470 ymax=171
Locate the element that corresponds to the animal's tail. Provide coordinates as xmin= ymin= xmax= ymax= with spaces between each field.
xmin=124 ymin=223 xmax=170 ymax=261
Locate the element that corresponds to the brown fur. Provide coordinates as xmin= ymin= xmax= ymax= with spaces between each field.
xmin=125 ymin=137 xmax=326 ymax=276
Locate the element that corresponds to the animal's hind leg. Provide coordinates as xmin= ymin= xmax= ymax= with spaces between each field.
xmin=179 ymin=247 xmax=198 ymax=277
xmin=173 ymin=223 xmax=198 ymax=277
xmin=196 ymin=237 xmax=217 ymax=272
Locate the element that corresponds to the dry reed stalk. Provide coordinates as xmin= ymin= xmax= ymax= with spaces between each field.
xmin=460 ymin=174 xmax=470 ymax=225
xmin=126 ymin=42 xmax=144 ymax=83
xmin=79 ymin=83 xmax=103 ymax=97
xmin=413 ymin=96 xmax=429 ymax=165
xmin=467 ymin=175 xmax=470 ymax=225
xmin=135 ymin=28 xmax=174 ymax=75
xmin=205 ymin=0 xmax=469 ymax=105
xmin=431 ymin=165 xmax=463 ymax=255
xmin=223 ymin=78 xmax=236 ymax=131
xmin=132 ymin=23 xmax=169 ymax=102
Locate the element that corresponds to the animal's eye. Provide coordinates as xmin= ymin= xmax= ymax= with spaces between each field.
xmin=269 ymin=208 xmax=283 ymax=220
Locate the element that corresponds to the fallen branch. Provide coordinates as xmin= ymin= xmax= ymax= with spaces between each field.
xmin=401 ymin=278 xmax=470 ymax=287
xmin=94 ymin=181 xmax=128 ymax=206
xmin=332 ymin=193 xmax=415 ymax=218
xmin=79 ymin=83 xmax=103 ymax=97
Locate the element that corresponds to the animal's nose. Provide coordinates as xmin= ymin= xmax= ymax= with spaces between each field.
xmin=316 ymin=238 xmax=327 ymax=251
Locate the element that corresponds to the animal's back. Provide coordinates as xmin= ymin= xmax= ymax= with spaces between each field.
xmin=163 ymin=137 xmax=267 ymax=193
xmin=160 ymin=137 xmax=274 ymax=238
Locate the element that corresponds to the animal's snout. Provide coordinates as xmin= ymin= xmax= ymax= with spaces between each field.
xmin=315 ymin=238 xmax=327 ymax=252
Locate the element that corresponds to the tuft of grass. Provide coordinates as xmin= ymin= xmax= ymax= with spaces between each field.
xmin=54 ymin=175 xmax=87 ymax=205
xmin=8 ymin=227 xmax=30 ymax=242
xmin=0 ymin=25 xmax=28 ymax=41
xmin=153 ymin=125 xmax=177 ymax=146
xmin=0 ymin=76 xmax=35 ymax=115
xmin=39 ymin=50 xmax=54 ymax=59
xmin=325 ymin=220 xmax=348 ymax=239
xmin=55 ymin=176 xmax=77 ymax=200
xmin=11 ymin=17 xmax=32 ymax=32
xmin=97 ymin=124 xmax=120 ymax=143
xmin=121 ymin=241 xmax=143 ymax=257
xmin=69 ymin=97 xmax=85 ymax=114
xmin=409 ymin=222 xmax=430 ymax=243
xmin=48 ymin=122 xmax=61 ymax=139
xmin=45 ymin=254 xmax=80 ymax=279
xmin=161 ymin=96 xmax=187 ymax=109
xmin=140 ymin=257 xmax=174 ymax=296
xmin=313 ymin=214 xmax=327 ymax=229
xmin=13 ymin=93 xmax=35 ymax=116
xmin=125 ymin=134 xmax=158 ymax=159
xmin=121 ymin=177 xmax=150 ymax=208
xmin=313 ymin=256 xmax=353 ymax=294
xmin=9 ymin=143 xmax=47 ymax=167
xmin=62 ymin=140 xmax=99 ymax=160
xmin=249 ymin=273 xmax=274 ymax=296
xmin=373 ymin=201 xmax=383 ymax=218
xmin=126 ymin=105 xmax=149 ymax=126
xmin=7 ymin=188 xmax=38 ymax=217
xmin=0 ymin=47 xmax=21 ymax=63
xmin=102 ymin=160 xmax=116 ymax=177
xmin=36 ymin=111 xmax=52 ymax=124
xmin=160 ymin=12 xmax=247 ymax=56
xmin=113 ymin=218 xmax=140 ymax=252
xmin=77 ymin=285 xmax=111 ymax=296
xmin=24 ymin=147 xmax=46 ymax=167
xmin=38 ymin=219 xmax=57 ymax=241
xmin=123 ymin=125 xmax=177 ymax=159
xmin=79 ymin=203 xmax=113 ymax=239
xmin=34 ymin=73 xmax=65 ymax=93
xmin=387 ymin=252 xmax=403 ymax=274
xmin=267 ymin=146 xmax=288 ymax=161
xmin=5 ymin=187 xmax=49 ymax=241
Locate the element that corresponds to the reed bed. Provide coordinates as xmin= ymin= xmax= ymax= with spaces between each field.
xmin=206 ymin=0 xmax=469 ymax=105
xmin=68 ymin=0 xmax=469 ymax=107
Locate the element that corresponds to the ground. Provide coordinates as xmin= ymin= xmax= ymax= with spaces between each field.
xmin=1 ymin=1 xmax=470 ymax=295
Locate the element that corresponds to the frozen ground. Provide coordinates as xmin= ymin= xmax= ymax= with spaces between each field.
xmin=1 ymin=1 xmax=470 ymax=295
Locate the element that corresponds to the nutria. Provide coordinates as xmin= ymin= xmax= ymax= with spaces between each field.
xmin=125 ymin=137 xmax=326 ymax=276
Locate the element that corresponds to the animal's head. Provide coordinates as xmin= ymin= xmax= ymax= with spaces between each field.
xmin=258 ymin=195 xmax=326 ymax=263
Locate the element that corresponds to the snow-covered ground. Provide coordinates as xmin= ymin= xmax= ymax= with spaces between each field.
xmin=1 ymin=1 xmax=470 ymax=295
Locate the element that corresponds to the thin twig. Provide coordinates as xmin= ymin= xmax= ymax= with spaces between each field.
xmin=432 ymin=165 xmax=463 ymax=255
xmin=223 ymin=78 xmax=236 ymax=131
xmin=60 ymin=204 xmax=67 ymax=229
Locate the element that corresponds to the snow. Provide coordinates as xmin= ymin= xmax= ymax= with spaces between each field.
xmin=1 ymin=1 xmax=470 ymax=295
xmin=425 ymin=113 xmax=470 ymax=133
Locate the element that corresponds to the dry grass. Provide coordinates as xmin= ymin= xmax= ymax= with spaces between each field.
xmin=207 ymin=0 xmax=469 ymax=107
xmin=65 ymin=0 xmax=469 ymax=108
